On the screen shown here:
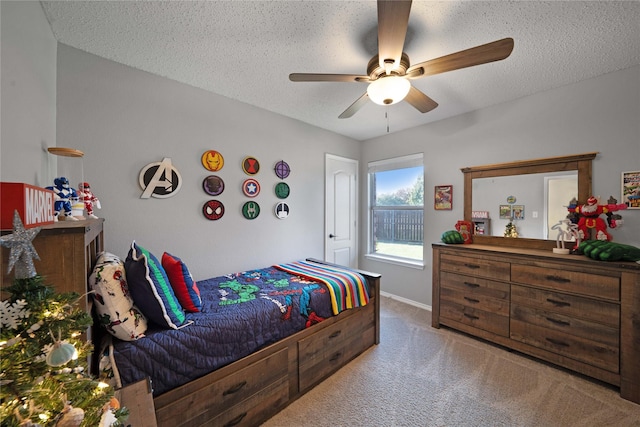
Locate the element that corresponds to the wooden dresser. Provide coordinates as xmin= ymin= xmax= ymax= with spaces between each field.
xmin=1 ymin=219 xmax=104 ymax=308
xmin=432 ymin=242 xmax=640 ymax=405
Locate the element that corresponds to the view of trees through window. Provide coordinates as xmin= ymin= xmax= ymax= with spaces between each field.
xmin=370 ymin=166 xmax=424 ymax=261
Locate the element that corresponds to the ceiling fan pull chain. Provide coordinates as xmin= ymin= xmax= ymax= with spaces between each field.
xmin=386 ymin=110 xmax=390 ymax=133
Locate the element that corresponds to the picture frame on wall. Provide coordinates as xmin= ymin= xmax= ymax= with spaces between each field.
xmin=512 ymin=205 xmax=525 ymax=220
xmin=434 ymin=185 xmax=453 ymax=210
xmin=622 ymin=171 xmax=640 ymax=209
xmin=499 ymin=204 xmax=512 ymax=219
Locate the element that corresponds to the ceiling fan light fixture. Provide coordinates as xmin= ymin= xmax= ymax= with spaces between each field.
xmin=367 ymin=76 xmax=411 ymax=106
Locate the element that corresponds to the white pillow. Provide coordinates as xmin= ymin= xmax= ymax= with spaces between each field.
xmin=89 ymin=252 xmax=147 ymax=341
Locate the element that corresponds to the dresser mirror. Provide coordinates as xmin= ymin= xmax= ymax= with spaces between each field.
xmin=462 ymin=152 xmax=597 ymax=250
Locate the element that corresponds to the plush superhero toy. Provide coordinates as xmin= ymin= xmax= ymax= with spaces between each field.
xmin=567 ymin=196 xmax=626 ymax=241
xmin=46 ymin=177 xmax=79 ymax=221
xmin=78 ymin=182 xmax=101 ymax=219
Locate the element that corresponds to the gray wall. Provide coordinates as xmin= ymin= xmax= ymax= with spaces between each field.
xmin=360 ymin=65 xmax=640 ymax=307
xmin=2 ymin=2 xmax=638 ymax=309
xmin=0 ymin=1 xmax=57 ymax=186
xmin=55 ymin=44 xmax=361 ymax=280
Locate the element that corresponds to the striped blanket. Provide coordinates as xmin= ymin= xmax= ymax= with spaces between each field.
xmin=275 ymin=261 xmax=369 ymax=315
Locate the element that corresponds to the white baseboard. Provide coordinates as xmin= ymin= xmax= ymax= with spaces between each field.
xmin=379 ymin=291 xmax=432 ymax=312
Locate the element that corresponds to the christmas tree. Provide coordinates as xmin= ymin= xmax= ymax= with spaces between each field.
xmin=503 ymin=220 xmax=519 ymax=238
xmin=1 ymin=211 xmax=127 ymax=426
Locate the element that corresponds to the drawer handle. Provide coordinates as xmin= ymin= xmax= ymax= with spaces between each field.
xmin=222 ymin=381 xmax=247 ymax=396
xmin=224 ymin=412 xmax=247 ymax=427
xmin=546 ymin=275 xmax=570 ymax=283
xmin=546 ymin=298 xmax=571 ymax=308
xmin=463 ymin=296 xmax=480 ymax=304
xmin=464 ymin=263 xmax=480 ymax=270
xmin=329 ymin=351 xmax=343 ymax=362
xmin=463 ymin=282 xmax=480 ymax=288
xmin=546 ymin=337 xmax=570 ymax=347
xmin=546 ymin=317 xmax=570 ymax=327
xmin=463 ymin=313 xmax=479 ymax=320
xmin=329 ymin=330 xmax=342 ymax=339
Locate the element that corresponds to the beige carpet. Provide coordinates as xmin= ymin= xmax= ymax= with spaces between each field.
xmin=262 ymin=296 xmax=640 ymax=427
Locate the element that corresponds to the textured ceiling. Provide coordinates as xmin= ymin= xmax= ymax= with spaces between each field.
xmin=40 ymin=1 xmax=640 ymax=141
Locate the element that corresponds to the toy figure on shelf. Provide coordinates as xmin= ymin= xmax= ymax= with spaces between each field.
xmin=78 ymin=182 xmax=101 ymax=219
xmin=567 ymin=195 xmax=627 ymax=241
xmin=46 ymin=177 xmax=78 ymax=221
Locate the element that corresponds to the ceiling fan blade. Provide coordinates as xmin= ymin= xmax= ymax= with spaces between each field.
xmin=339 ymin=93 xmax=370 ymax=119
xmin=407 ymin=38 xmax=514 ymax=78
xmin=377 ymin=0 xmax=412 ymax=70
xmin=289 ymin=73 xmax=370 ymax=83
xmin=405 ymin=86 xmax=438 ymax=113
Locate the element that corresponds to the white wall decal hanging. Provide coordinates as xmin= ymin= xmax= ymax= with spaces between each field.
xmin=139 ymin=157 xmax=182 ymax=199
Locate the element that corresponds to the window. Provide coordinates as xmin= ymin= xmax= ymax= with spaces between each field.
xmin=367 ymin=153 xmax=424 ymax=265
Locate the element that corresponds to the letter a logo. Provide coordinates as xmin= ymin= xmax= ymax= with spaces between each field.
xmin=139 ymin=158 xmax=182 ymax=199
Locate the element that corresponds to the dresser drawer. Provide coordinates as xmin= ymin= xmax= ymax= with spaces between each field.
xmin=511 ymin=303 xmax=619 ymax=347
xmin=510 ymin=319 xmax=619 ymax=373
xmin=440 ymin=285 xmax=509 ymax=316
xmin=511 ymin=285 xmax=619 ymax=328
xmin=511 ymin=264 xmax=619 ymax=301
xmin=298 ymin=308 xmax=374 ymax=391
xmin=440 ymin=253 xmax=510 ymax=281
xmin=441 ymin=271 xmax=509 ymax=305
xmin=440 ymin=301 xmax=509 ymax=337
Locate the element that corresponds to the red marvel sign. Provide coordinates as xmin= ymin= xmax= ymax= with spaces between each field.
xmin=1 ymin=183 xmax=55 ymax=230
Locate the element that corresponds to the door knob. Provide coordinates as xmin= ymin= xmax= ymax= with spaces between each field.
xmin=329 ymin=234 xmax=337 ymax=238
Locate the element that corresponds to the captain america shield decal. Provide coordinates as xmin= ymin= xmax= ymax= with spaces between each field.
xmin=242 ymin=179 xmax=260 ymax=197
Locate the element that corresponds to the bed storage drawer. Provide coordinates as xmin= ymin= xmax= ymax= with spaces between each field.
xmin=155 ymin=348 xmax=289 ymax=426
xmin=298 ymin=306 xmax=374 ymax=392
xmin=209 ymin=377 xmax=289 ymax=427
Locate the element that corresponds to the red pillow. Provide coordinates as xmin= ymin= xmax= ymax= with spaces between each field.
xmin=161 ymin=252 xmax=202 ymax=312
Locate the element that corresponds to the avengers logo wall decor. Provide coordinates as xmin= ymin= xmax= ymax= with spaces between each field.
xmin=139 ymin=158 xmax=182 ymax=199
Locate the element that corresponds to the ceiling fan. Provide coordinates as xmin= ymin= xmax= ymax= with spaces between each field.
xmin=289 ymin=0 xmax=514 ymax=119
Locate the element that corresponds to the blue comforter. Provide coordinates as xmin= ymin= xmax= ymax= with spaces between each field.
xmin=111 ymin=266 xmax=334 ymax=396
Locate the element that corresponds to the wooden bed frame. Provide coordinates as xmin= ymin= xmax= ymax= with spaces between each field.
xmin=119 ymin=258 xmax=381 ymax=427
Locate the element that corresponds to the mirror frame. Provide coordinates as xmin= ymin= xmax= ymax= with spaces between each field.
xmin=462 ymin=152 xmax=598 ymax=250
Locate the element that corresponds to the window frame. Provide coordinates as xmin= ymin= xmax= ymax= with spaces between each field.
xmin=366 ymin=153 xmax=425 ymax=268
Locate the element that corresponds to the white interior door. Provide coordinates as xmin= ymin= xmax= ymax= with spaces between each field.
xmin=325 ymin=154 xmax=358 ymax=268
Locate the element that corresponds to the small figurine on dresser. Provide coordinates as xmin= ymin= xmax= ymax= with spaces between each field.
xmin=46 ymin=177 xmax=78 ymax=221
xmin=78 ymin=182 xmax=101 ymax=219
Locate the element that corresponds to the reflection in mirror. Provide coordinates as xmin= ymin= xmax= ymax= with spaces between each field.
xmin=462 ymin=152 xmax=596 ymax=250
xmin=472 ymin=171 xmax=577 ymax=239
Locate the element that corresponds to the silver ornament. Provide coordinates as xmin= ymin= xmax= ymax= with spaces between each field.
xmin=0 ymin=211 xmax=41 ymax=279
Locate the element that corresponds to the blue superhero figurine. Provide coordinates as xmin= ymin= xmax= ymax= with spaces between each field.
xmin=46 ymin=177 xmax=79 ymax=221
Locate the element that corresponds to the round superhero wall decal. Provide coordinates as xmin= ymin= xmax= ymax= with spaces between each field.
xmin=139 ymin=157 xmax=182 ymax=199
xmin=275 ymin=182 xmax=290 ymax=199
xmin=242 ymin=156 xmax=260 ymax=175
xmin=203 ymin=175 xmax=225 ymax=196
xmin=203 ymin=200 xmax=224 ymax=220
xmin=275 ymin=202 xmax=289 ymax=219
xmin=274 ymin=160 xmax=290 ymax=179
xmin=242 ymin=179 xmax=260 ymax=197
xmin=201 ymin=150 xmax=224 ymax=171
xmin=242 ymin=201 xmax=260 ymax=219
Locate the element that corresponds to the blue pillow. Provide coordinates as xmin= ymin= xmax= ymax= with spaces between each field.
xmin=125 ymin=241 xmax=186 ymax=329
